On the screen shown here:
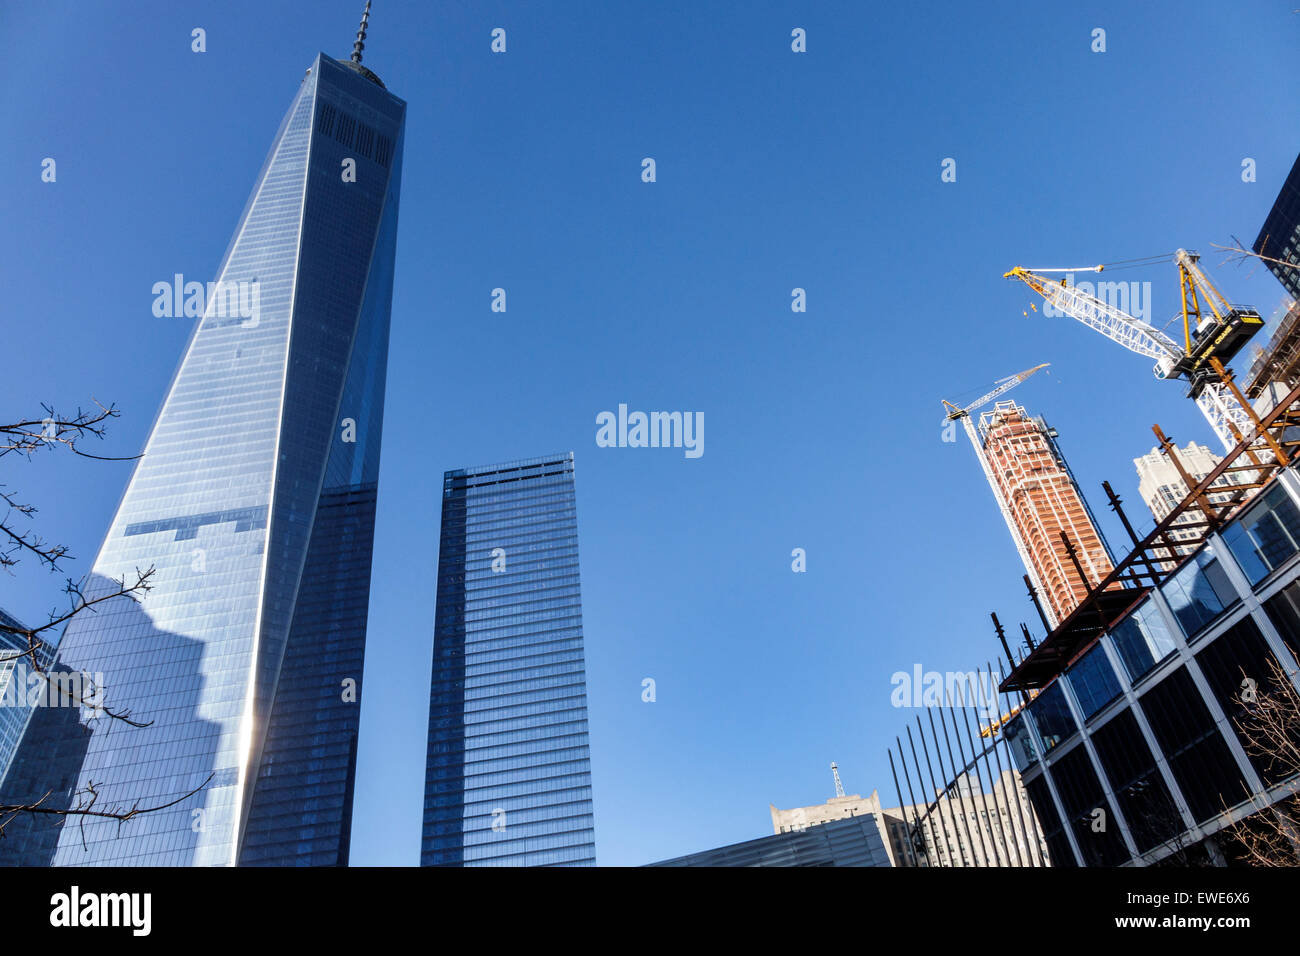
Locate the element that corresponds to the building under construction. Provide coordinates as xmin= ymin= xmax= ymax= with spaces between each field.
xmin=979 ymin=401 xmax=1117 ymax=625
xmin=1134 ymin=441 xmax=1247 ymax=568
xmin=1246 ymin=301 xmax=1300 ymax=402
xmin=996 ymin=386 xmax=1300 ymax=866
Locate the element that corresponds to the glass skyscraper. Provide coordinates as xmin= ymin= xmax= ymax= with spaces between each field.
xmin=1254 ymin=150 xmax=1300 ymax=303
xmin=0 ymin=609 xmax=39 ymax=785
xmin=422 ymin=453 xmax=597 ymax=866
xmin=0 ymin=32 xmax=404 ymax=865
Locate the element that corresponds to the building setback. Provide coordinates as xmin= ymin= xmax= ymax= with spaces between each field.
xmin=0 ymin=20 xmax=404 ymax=866
xmin=422 ymin=453 xmax=596 ymax=866
xmin=980 ymin=401 xmax=1117 ymax=623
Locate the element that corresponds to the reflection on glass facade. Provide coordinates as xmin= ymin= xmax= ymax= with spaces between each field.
xmin=1162 ymin=547 xmax=1236 ymax=638
xmin=0 ymin=609 xmax=38 ymax=785
xmin=1222 ymin=483 xmax=1300 ymax=585
xmin=1108 ymin=598 xmax=1175 ymax=683
xmin=1004 ymin=714 xmax=1037 ymax=772
xmin=1065 ymin=644 xmax=1120 ymax=721
xmin=422 ymin=454 xmax=596 ymax=867
xmin=0 ymin=53 xmax=404 ymax=866
xmin=0 ymin=657 xmax=95 ymax=864
xmin=1028 ymin=681 xmax=1075 ymax=754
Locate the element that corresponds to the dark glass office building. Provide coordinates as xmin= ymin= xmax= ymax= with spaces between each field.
xmin=0 ymin=34 xmax=404 ymax=865
xmin=647 ymin=816 xmax=894 ymax=867
xmin=422 ymin=453 xmax=596 ymax=866
xmin=1254 ymin=151 xmax=1300 ymax=302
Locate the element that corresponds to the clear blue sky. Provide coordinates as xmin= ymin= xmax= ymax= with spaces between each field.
xmin=2 ymin=1 xmax=1297 ymax=866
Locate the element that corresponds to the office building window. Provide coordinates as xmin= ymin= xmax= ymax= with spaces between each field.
xmin=1029 ymin=681 xmax=1077 ymax=754
xmin=1024 ymin=775 xmax=1073 ymax=868
xmin=1048 ymin=744 xmax=1129 ymax=866
xmin=1004 ymin=714 xmax=1037 ymax=771
xmin=1223 ymin=483 xmax=1300 ymax=585
xmin=1090 ymin=709 xmax=1183 ymax=853
xmin=1195 ymin=617 xmax=1300 ymax=786
xmin=1262 ymin=579 xmax=1300 ymax=662
xmin=1137 ymin=668 xmax=1250 ymax=822
xmin=1066 ymin=643 xmax=1122 ymax=721
xmin=1108 ymin=598 xmax=1177 ymax=683
xmin=1162 ymin=548 xmax=1237 ymax=638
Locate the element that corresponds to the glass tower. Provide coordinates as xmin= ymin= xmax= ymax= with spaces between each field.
xmin=1253 ymin=150 xmax=1300 ymax=303
xmin=0 ymin=39 xmax=404 ymax=866
xmin=422 ymin=453 xmax=597 ymax=866
xmin=0 ymin=609 xmax=39 ymax=785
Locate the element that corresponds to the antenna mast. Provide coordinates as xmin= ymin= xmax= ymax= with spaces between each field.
xmin=831 ymin=762 xmax=846 ymax=798
xmin=352 ymin=1 xmax=372 ymax=64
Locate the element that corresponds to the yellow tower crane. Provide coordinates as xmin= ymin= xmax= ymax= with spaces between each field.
xmin=1004 ymin=251 xmax=1271 ymax=457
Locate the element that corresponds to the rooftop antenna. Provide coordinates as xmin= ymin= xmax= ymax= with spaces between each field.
xmin=831 ymin=762 xmax=845 ymax=798
xmin=352 ymin=0 xmax=372 ymax=64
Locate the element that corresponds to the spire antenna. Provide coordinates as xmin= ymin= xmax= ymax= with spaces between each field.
xmin=352 ymin=1 xmax=372 ymax=64
xmin=831 ymin=762 xmax=846 ymax=798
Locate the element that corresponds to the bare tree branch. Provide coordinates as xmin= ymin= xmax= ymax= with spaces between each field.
xmin=1 ymin=402 xmax=141 ymax=575
xmin=0 ymin=775 xmax=215 ymax=850
xmin=0 ymin=400 xmax=139 ymax=460
xmin=0 ymin=400 xmax=200 ymax=843
xmin=0 ymin=567 xmax=155 ymax=727
xmin=1213 ymin=236 xmax=1300 ymax=292
xmin=1223 ymin=656 xmax=1300 ymax=866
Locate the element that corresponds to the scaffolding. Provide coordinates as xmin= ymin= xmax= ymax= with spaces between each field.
xmin=1246 ymin=300 xmax=1300 ymax=399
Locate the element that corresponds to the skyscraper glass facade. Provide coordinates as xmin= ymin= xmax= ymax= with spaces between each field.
xmin=0 ymin=52 xmax=404 ymax=866
xmin=1254 ymin=150 xmax=1300 ymax=302
xmin=0 ymin=609 xmax=38 ymax=785
xmin=422 ymin=453 xmax=596 ymax=866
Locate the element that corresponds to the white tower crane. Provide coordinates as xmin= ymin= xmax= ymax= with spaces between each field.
xmin=943 ymin=364 xmax=1056 ymax=628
